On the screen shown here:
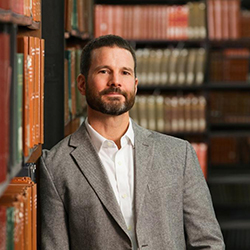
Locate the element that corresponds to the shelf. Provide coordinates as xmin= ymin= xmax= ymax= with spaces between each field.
xmin=65 ymin=30 xmax=91 ymax=40
xmin=138 ymin=85 xmax=204 ymax=92
xmin=208 ymin=166 xmax=250 ymax=183
xmin=130 ymin=39 xmax=206 ymax=48
xmin=209 ymin=38 xmax=250 ymax=48
xmin=0 ymin=9 xmax=40 ymax=29
xmin=206 ymin=82 xmax=250 ymax=90
xmin=208 ymin=174 xmax=250 ymax=184
xmin=209 ymin=123 xmax=250 ymax=130
xmin=95 ymin=0 xmax=201 ymax=4
xmin=208 ymin=130 xmax=250 ymax=137
xmin=0 ymin=144 xmax=42 ymax=196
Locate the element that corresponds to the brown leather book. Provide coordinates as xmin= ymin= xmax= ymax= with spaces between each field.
xmin=11 ymin=177 xmax=37 ymax=250
xmin=17 ymin=36 xmax=30 ymax=157
xmin=1 ymin=186 xmax=29 ymax=250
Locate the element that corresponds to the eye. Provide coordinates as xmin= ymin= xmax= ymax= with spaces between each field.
xmin=99 ymin=69 xmax=108 ymax=74
xmin=123 ymin=71 xmax=131 ymax=75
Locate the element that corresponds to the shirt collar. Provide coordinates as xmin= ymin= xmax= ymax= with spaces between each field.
xmin=85 ymin=117 xmax=134 ymax=152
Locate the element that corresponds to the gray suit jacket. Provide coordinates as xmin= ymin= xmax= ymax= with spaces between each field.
xmin=40 ymin=121 xmax=225 ymax=250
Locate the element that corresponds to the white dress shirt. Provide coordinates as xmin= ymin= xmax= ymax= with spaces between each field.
xmin=85 ymin=118 xmax=137 ymax=250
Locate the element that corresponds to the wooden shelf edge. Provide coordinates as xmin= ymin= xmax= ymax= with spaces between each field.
xmin=0 ymin=9 xmax=40 ymax=29
xmin=25 ymin=144 xmax=43 ymax=164
xmin=65 ymin=30 xmax=91 ymax=40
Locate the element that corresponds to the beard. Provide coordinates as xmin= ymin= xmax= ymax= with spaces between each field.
xmin=85 ymin=84 xmax=136 ymax=116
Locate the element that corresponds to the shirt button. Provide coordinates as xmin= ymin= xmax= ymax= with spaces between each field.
xmin=127 ymin=226 xmax=131 ymax=231
xmin=118 ymin=161 xmax=122 ymax=166
xmin=122 ymin=194 xmax=127 ymax=199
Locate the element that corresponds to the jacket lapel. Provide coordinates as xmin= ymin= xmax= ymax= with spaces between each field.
xmin=69 ymin=123 xmax=128 ymax=234
xmin=132 ymin=122 xmax=155 ymax=220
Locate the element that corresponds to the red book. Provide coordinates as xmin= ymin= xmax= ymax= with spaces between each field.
xmin=0 ymin=206 xmax=7 ymax=249
xmin=94 ymin=5 xmax=101 ymax=37
xmin=214 ymin=0 xmax=222 ymax=40
xmin=228 ymin=0 xmax=240 ymax=39
xmin=0 ymin=31 xmax=10 ymax=184
xmin=207 ymin=0 xmax=215 ymax=39
xmin=221 ymin=0 xmax=229 ymax=39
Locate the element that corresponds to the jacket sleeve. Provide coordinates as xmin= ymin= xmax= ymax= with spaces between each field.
xmin=183 ymin=141 xmax=225 ymax=250
xmin=39 ymin=150 xmax=70 ymax=250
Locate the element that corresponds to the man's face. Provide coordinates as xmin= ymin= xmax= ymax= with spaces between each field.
xmin=84 ymin=46 xmax=138 ymax=116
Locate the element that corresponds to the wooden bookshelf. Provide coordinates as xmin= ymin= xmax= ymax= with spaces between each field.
xmin=0 ymin=1 xmax=43 ymax=249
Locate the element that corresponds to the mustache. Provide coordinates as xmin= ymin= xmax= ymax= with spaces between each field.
xmin=100 ymin=87 xmax=127 ymax=97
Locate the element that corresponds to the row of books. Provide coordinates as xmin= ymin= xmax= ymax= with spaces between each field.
xmin=207 ymin=0 xmax=240 ymax=40
xmin=136 ymin=48 xmax=206 ymax=86
xmin=0 ymin=177 xmax=37 ymax=250
xmin=65 ymin=47 xmax=87 ymax=125
xmin=130 ymin=94 xmax=206 ymax=134
xmin=17 ymin=36 xmax=45 ymax=157
xmin=65 ymin=0 xmax=93 ymax=35
xmin=209 ymin=92 xmax=250 ymax=124
xmin=191 ymin=143 xmax=208 ymax=179
xmin=94 ymin=2 xmax=206 ymax=40
xmin=210 ymin=136 xmax=250 ymax=165
xmin=209 ymin=49 xmax=250 ymax=82
xmin=0 ymin=29 xmax=45 ymax=185
xmin=0 ymin=0 xmax=41 ymax=22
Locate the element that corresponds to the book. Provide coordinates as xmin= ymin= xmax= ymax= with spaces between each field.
xmin=155 ymin=95 xmax=164 ymax=132
xmin=0 ymin=27 xmax=11 ymax=184
xmin=147 ymin=95 xmax=156 ymax=131
xmin=16 ymin=53 xmax=24 ymax=164
xmin=207 ymin=0 xmax=215 ymax=39
xmin=17 ymin=36 xmax=30 ymax=157
xmin=194 ymin=48 xmax=206 ymax=85
xmin=186 ymin=49 xmax=196 ymax=85
xmin=191 ymin=143 xmax=208 ymax=179
xmin=28 ymin=36 xmax=36 ymax=149
xmin=34 ymin=37 xmax=41 ymax=146
xmin=177 ymin=49 xmax=188 ymax=85
xmin=137 ymin=96 xmax=147 ymax=129
xmin=0 ymin=206 xmax=7 ymax=249
xmin=94 ymin=4 xmax=206 ymax=41
xmin=40 ymin=39 xmax=45 ymax=144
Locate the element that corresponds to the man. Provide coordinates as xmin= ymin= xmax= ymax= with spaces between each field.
xmin=40 ymin=35 xmax=225 ymax=250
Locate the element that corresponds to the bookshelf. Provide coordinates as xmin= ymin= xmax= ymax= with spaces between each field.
xmin=93 ymin=0 xmax=250 ymax=249
xmin=0 ymin=0 xmax=43 ymax=249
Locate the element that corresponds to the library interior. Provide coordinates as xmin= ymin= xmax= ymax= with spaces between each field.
xmin=0 ymin=0 xmax=250 ymax=249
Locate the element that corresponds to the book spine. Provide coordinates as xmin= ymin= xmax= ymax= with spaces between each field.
xmin=16 ymin=53 xmax=24 ymax=164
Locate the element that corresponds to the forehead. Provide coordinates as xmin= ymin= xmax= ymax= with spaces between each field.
xmin=90 ymin=46 xmax=135 ymax=67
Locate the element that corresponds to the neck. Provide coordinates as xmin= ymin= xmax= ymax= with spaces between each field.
xmin=87 ymin=109 xmax=130 ymax=149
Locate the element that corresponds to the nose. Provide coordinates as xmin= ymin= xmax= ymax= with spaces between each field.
xmin=108 ymin=72 xmax=121 ymax=88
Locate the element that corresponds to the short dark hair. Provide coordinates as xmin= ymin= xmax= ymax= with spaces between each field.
xmin=80 ymin=35 xmax=137 ymax=79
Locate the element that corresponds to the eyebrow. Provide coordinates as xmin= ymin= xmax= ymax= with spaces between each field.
xmin=94 ymin=65 xmax=134 ymax=74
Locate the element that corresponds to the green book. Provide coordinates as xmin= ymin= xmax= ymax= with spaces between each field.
xmin=16 ymin=53 xmax=23 ymax=164
xmin=6 ymin=207 xmax=14 ymax=250
xmin=71 ymin=0 xmax=78 ymax=31
xmin=65 ymin=50 xmax=72 ymax=119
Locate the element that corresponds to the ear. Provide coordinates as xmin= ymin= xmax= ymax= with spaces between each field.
xmin=134 ymin=77 xmax=138 ymax=94
xmin=77 ymin=74 xmax=86 ymax=95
